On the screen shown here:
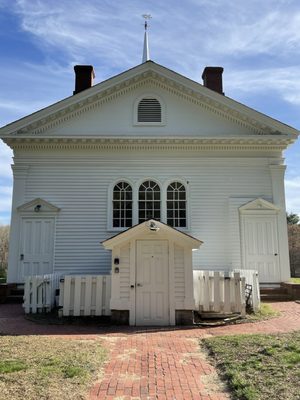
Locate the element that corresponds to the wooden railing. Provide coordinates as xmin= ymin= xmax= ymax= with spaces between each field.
xmin=59 ymin=275 xmax=111 ymax=316
xmin=193 ymin=271 xmax=246 ymax=316
xmin=23 ymin=274 xmax=60 ymax=313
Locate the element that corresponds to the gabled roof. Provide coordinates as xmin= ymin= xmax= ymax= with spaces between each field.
xmin=0 ymin=61 xmax=298 ymax=138
xmin=102 ymin=219 xmax=203 ymax=250
xmin=239 ymin=198 xmax=280 ymax=213
xmin=17 ymin=197 xmax=60 ymax=213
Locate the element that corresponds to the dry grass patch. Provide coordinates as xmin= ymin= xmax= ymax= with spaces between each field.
xmin=290 ymin=277 xmax=300 ymax=284
xmin=246 ymin=303 xmax=280 ymax=322
xmin=203 ymin=331 xmax=300 ymax=400
xmin=0 ymin=336 xmax=106 ymax=400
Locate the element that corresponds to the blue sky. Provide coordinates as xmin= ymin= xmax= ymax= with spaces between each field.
xmin=0 ymin=0 xmax=300 ymax=225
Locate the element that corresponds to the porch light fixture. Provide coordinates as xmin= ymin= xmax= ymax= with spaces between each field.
xmin=147 ymin=221 xmax=160 ymax=232
xmin=34 ymin=204 xmax=41 ymax=212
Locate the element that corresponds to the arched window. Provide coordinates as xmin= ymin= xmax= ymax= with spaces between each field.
xmin=139 ymin=180 xmax=161 ymax=222
xmin=166 ymin=182 xmax=186 ymax=227
xmin=137 ymin=98 xmax=161 ymax=122
xmin=112 ymin=182 xmax=132 ymax=228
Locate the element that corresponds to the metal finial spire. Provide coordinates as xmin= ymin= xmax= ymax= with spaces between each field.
xmin=142 ymin=14 xmax=151 ymax=63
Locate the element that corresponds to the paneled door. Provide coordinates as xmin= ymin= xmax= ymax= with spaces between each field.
xmin=18 ymin=217 xmax=55 ymax=281
xmin=136 ymin=240 xmax=169 ymax=325
xmin=242 ymin=215 xmax=280 ymax=283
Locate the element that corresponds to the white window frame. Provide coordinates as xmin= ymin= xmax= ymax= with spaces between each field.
xmin=137 ymin=179 xmax=162 ymax=223
xmin=107 ymin=179 xmax=134 ymax=231
xmin=108 ymin=178 xmax=190 ymax=232
xmin=162 ymin=178 xmax=190 ymax=231
xmin=133 ymin=93 xmax=166 ymax=126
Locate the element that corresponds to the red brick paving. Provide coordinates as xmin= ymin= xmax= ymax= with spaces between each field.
xmin=1 ymin=301 xmax=300 ymax=399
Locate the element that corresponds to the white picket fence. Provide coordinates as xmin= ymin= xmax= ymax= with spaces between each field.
xmin=59 ymin=275 xmax=111 ymax=316
xmin=23 ymin=273 xmax=61 ymax=313
xmin=193 ymin=271 xmax=246 ymax=316
xmin=234 ymin=269 xmax=261 ymax=312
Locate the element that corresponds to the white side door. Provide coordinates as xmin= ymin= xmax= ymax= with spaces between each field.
xmin=243 ymin=215 xmax=280 ymax=283
xmin=19 ymin=217 xmax=55 ymax=281
xmin=136 ymin=240 xmax=169 ymax=326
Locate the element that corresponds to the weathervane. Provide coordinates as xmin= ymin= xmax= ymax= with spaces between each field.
xmin=142 ymin=14 xmax=152 ymax=30
xmin=142 ymin=14 xmax=151 ymax=63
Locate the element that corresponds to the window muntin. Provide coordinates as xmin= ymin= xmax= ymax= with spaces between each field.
xmin=166 ymin=182 xmax=186 ymax=227
xmin=139 ymin=180 xmax=161 ymax=222
xmin=137 ymin=98 xmax=161 ymax=122
xmin=112 ymin=182 xmax=132 ymax=228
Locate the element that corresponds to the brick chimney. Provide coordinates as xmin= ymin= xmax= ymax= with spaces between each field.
xmin=201 ymin=67 xmax=224 ymax=95
xmin=73 ymin=65 xmax=95 ymax=95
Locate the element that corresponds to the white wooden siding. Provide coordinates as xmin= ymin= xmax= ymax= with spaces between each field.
xmin=174 ymin=244 xmax=185 ymax=306
xmin=17 ymin=152 xmax=273 ymax=277
xmin=119 ymin=244 xmax=130 ymax=300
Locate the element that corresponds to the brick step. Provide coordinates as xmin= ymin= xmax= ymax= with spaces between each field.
xmin=260 ymin=287 xmax=288 ymax=295
xmin=0 ymin=284 xmax=24 ymax=304
xmin=260 ymin=285 xmax=294 ymax=302
xmin=10 ymin=288 xmax=24 ymax=296
xmin=5 ymin=295 xmax=24 ymax=304
xmin=260 ymin=293 xmax=293 ymax=302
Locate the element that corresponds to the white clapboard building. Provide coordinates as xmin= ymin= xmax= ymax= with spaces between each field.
xmin=1 ymin=32 xmax=298 ymax=325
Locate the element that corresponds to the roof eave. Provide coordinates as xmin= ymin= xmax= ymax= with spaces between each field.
xmin=0 ymin=61 xmax=299 ymax=137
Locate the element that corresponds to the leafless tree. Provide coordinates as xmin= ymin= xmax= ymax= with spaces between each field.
xmin=0 ymin=225 xmax=9 ymax=277
xmin=288 ymin=224 xmax=300 ymax=277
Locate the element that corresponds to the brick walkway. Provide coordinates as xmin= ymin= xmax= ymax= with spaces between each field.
xmin=1 ymin=302 xmax=300 ymax=399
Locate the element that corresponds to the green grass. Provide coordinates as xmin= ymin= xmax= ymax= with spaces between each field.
xmin=246 ymin=303 xmax=280 ymax=322
xmin=203 ymin=331 xmax=300 ymax=400
xmin=0 ymin=336 xmax=107 ymax=400
xmin=0 ymin=268 xmax=6 ymax=283
xmin=290 ymin=277 xmax=300 ymax=284
xmin=0 ymin=360 xmax=27 ymax=374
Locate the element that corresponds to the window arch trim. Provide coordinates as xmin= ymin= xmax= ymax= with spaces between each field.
xmin=108 ymin=178 xmax=189 ymax=231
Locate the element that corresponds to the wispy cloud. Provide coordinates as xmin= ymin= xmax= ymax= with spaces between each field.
xmin=225 ymin=67 xmax=300 ymax=106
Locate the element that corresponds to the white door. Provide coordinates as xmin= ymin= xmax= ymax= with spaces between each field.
xmin=136 ymin=240 xmax=169 ymax=326
xmin=243 ymin=215 xmax=280 ymax=282
xmin=19 ymin=218 xmax=55 ymax=281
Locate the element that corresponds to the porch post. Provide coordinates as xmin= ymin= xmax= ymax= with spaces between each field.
xmin=7 ymin=165 xmax=29 ymax=283
xmin=269 ymin=164 xmax=290 ymax=282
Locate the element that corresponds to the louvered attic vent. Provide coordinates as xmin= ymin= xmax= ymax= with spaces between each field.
xmin=137 ymin=98 xmax=161 ymax=122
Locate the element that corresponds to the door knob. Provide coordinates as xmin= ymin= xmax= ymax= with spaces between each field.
xmin=274 ymin=253 xmax=278 ymax=256
xmin=20 ymin=254 xmax=24 ymax=261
